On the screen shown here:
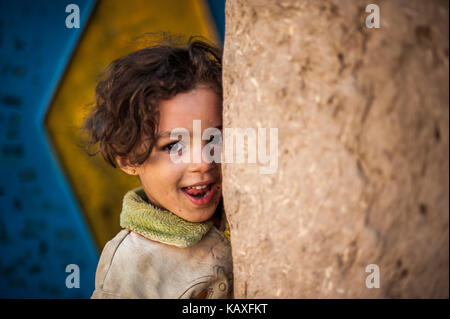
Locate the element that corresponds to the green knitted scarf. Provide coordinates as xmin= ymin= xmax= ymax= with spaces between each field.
xmin=120 ymin=188 xmax=214 ymax=247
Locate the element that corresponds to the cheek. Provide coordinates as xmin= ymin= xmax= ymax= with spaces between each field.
xmin=145 ymin=158 xmax=186 ymax=192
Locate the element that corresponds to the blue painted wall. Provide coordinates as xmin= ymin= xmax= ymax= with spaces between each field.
xmin=207 ymin=0 xmax=226 ymax=43
xmin=0 ymin=0 xmax=98 ymax=298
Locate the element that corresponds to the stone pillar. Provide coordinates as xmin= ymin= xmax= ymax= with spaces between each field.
xmin=222 ymin=0 xmax=448 ymax=298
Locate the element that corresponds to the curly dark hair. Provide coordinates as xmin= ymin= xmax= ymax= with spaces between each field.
xmin=82 ymin=35 xmax=222 ymax=168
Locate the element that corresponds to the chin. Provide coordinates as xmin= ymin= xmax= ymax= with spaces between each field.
xmin=182 ymin=210 xmax=214 ymax=223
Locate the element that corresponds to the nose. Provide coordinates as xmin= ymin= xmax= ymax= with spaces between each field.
xmin=187 ymin=140 xmax=219 ymax=173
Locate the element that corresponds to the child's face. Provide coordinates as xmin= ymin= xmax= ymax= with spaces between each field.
xmin=130 ymin=86 xmax=222 ymax=223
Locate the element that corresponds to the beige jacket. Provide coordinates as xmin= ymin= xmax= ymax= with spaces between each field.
xmin=91 ymin=189 xmax=233 ymax=299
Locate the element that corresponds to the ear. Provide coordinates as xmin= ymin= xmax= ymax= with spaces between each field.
xmin=115 ymin=156 xmax=139 ymax=176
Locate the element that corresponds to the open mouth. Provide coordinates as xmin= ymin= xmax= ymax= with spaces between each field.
xmin=181 ymin=182 xmax=215 ymax=205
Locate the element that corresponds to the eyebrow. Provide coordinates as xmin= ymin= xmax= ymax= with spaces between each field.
xmin=156 ymin=125 xmax=223 ymax=140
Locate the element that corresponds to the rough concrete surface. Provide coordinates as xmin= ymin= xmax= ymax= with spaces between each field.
xmin=222 ymin=0 xmax=449 ymax=298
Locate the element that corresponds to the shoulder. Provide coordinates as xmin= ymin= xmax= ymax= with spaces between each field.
xmin=92 ymin=229 xmax=165 ymax=298
xmin=93 ymin=229 xmax=130 ymax=288
xmin=91 ymin=229 xmax=131 ymax=298
xmin=92 ymin=229 xmax=200 ymax=298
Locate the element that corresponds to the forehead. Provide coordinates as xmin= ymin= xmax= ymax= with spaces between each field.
xmin=157 ymin=87 xmax=222 ymax=132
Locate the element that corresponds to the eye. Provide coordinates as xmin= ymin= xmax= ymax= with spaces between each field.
xmin=162 ymin=141 xmax=185 ymax=154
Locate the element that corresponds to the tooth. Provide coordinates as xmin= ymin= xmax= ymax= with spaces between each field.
xmin=185 ymin=184 xmax=210 ymax=190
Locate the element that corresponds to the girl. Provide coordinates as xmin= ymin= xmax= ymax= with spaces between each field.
xmin=83 ymin=36 xmax=232 ymax=299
